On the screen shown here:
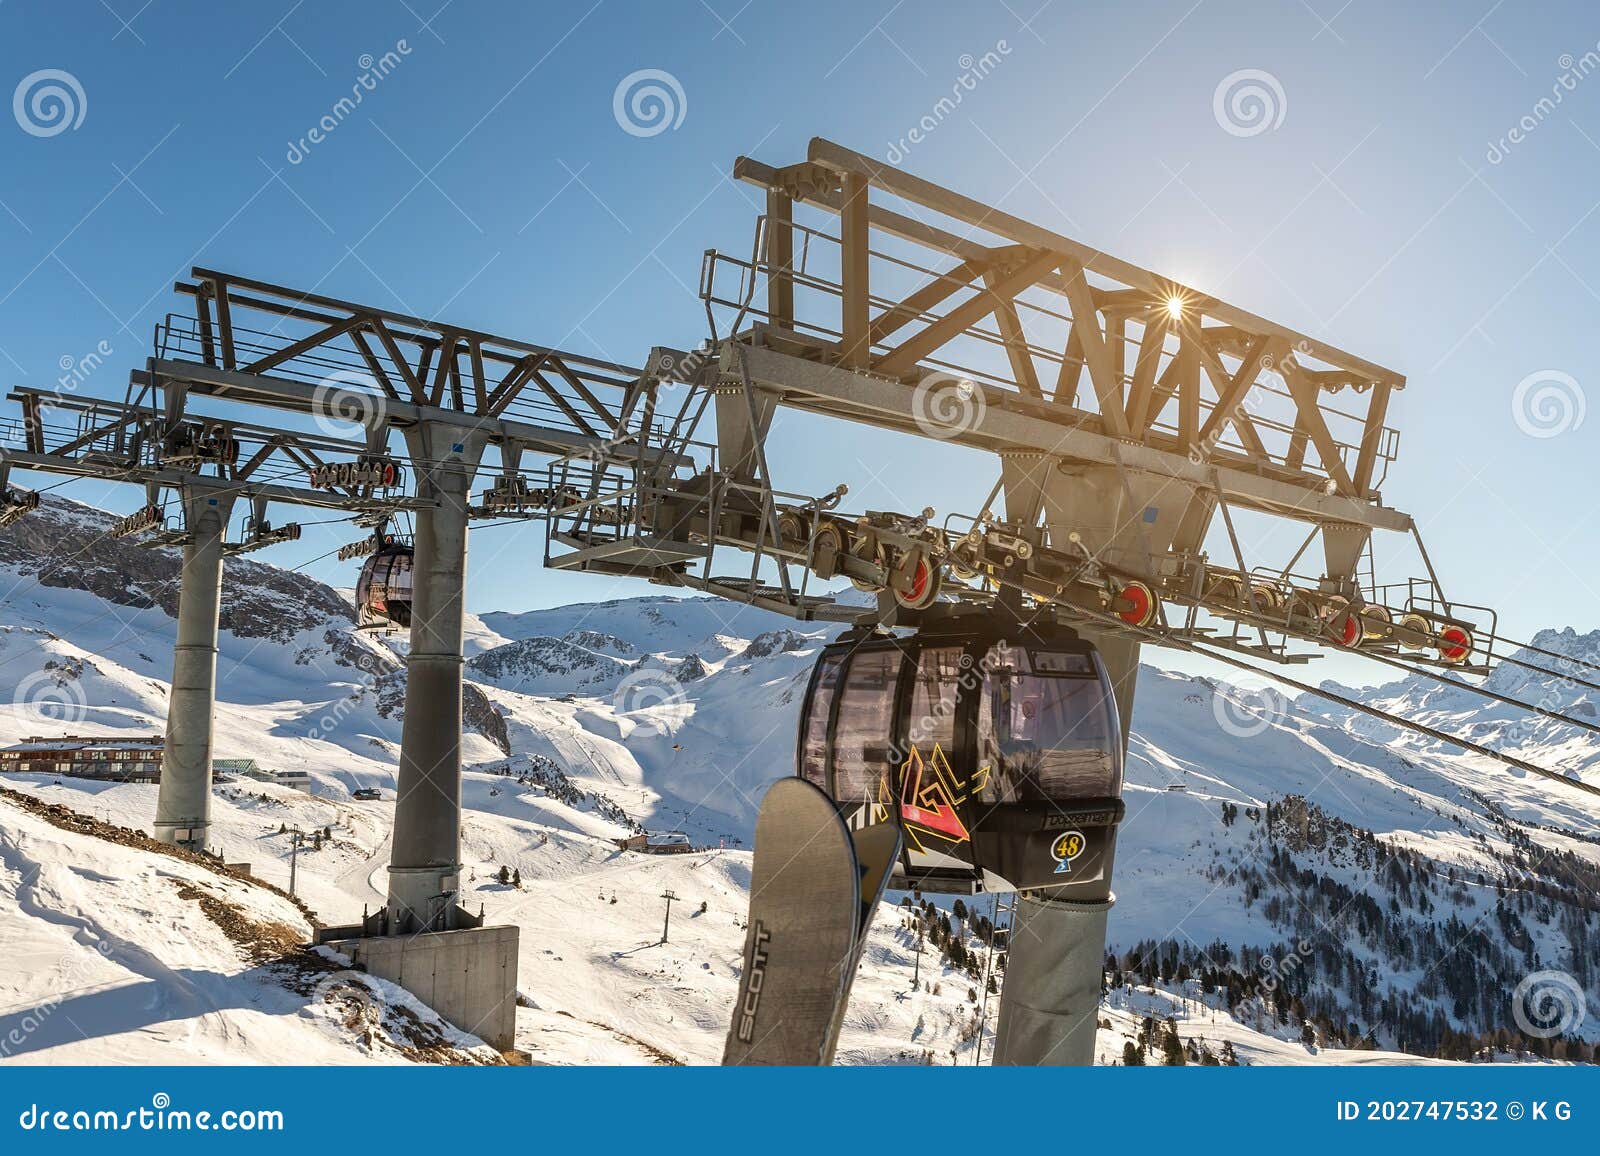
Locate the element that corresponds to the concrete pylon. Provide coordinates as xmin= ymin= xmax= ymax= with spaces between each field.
xmin=992 ymin=458 xmax=1161 ymax=1065
xmin=992 ymin=625 xmax=1136 ymax=1065
xmin=153 ymin=486 xmax=236 ymax=851
xmin=386 ymin=423 xmax=488 ymax=933
xmin=991 ymin=891 xmax=1115 ymax=1065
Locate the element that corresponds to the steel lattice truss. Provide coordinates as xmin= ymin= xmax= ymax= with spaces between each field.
xmin=3 ymin=269 xmax=651 ymax=547
xmin=157 ymin=268 xmax=638 ymax=449
xmin=529 ymin=139 xmax=1509 ymax=682
xmin=711 ymin=138 xmax=1406 ymax=533
xmin=5 ymin=385 xmax=420 ymax=517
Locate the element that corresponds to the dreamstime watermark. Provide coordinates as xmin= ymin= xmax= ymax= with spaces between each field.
xmin=1210 ymin=676 xmax=1288 ymax=739
xmin=1511 ymin=369 xmax=1584 ymax=438
xmin=49 ymin=338 xmax=115 ymax=400
xmin=611 ymin=668 xmax=688 ymax=736
xmin=1185 ymin=339 xmax=1313 ymax=467
xmin=58 ymin=340 xmax=113 ymax=387
xmin=911 ymin=370 xmax=986 ymax=439
xmin=1212 ymin=69 xmax=1286 ymax=138
xmin=311 ymin=370 xmax=390 ymax=440
xmin=312 ymin=968 xmax=385 ymax=1032
xmin=13 ymin=68 xmax=86 ymax=137
xmin=13 ymin=668 xmax=88 ymax=727
xmin=885 ymin=41 xmax=1012 ymax=163
xmin=1511 ymin=969 xmax=1587 ymax=1039
xmin=612 ymin=69 xmax=686 ymax=137
xmin=654 ymin=340 xmax=715 ymax=389
xmin=16 ymin=1093 xmax=283 ymax=1132
xmin=1487 ymin=48 xmax=1600 ymax=164
xmin=892 ymin=642 xmax=1009 ymax=764
xmin=286 ymin=41 xmax=412 ymax=164
xmin=1502 ymin=643 xmax=1600 ymax=747
xmin=1257 ymin=937 xmax=1315 ymax=994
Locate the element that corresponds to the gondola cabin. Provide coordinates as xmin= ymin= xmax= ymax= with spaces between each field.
xmin=798 ymin=619 xmax=1124 ymax=894
xmin=355 ymin=536 xmax=414 ymax=629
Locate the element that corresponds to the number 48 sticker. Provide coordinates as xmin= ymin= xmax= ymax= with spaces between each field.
xmin=1051 ymin=830 xmax=1086 ymax=874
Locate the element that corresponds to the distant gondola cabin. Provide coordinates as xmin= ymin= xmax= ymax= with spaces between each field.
xmin=355 ymin=537 xmax=414 ymax=629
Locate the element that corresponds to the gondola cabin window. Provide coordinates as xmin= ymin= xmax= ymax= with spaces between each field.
xmin=829 ymin=647 xmax=901 ymax=804
xmin=905 ymin=645 xmax=964 ymax=755
xmin=799 ymin=652 xmax=846 ymax=790
xmin=976 ymin=646 xmax=1120 ymax=804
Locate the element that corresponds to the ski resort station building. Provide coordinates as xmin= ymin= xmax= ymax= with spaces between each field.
xmin=0 ymin=739 xmax=308 ymax=791
xmin=213 ymin=757 xmax=311 ymax=791
xmin=0 ymin=735 xmax=163 ymax=782
xmin=615 ymin=831 xmax=695 ymax=855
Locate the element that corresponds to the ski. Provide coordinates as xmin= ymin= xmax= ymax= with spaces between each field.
xmin=817 ymin=819 xmax=903 ymax=1063
xmin=723 ymin=777 xmax=896 ymax=1065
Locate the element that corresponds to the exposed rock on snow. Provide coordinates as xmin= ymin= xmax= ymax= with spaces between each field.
xmin=466 ymin=635 xmax=632 ymax=695
xmin=0 ymin=496 xmax=352 ymax=641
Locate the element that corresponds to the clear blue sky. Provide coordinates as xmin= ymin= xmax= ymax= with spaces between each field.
xmin=3 ymin=1 xmax=1598 ymax=678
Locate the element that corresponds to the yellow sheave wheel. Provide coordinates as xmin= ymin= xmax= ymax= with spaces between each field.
xmin=1360 ymin=604 xmax=1393 ymax=641
xmin=849 ymin=531 xmax=887 ymax=592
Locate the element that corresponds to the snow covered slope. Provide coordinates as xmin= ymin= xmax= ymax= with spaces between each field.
xmin=1 ymin=496 xmax=1597 ymax=1064
xmin=0 ymin=787 xmax=498 ymax=1064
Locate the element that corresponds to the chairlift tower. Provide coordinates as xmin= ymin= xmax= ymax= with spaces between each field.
xmin=155 ymin=481 xmax=236 ymax=850
xmin=546 ymin=139 xmax=1511 ymax=1066
xmin=138 ymin=270 xmax=646 ymax=934
xmin=386 ymin=419 xmax=488 ymax=931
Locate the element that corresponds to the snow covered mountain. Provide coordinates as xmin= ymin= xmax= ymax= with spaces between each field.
xmin=1 ymin=495 xmax=1597 ymax=1065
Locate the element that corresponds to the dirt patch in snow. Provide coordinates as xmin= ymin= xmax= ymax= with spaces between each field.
xmin=0 ymin=784 xmax=321 ymax=927
xmin=173 ymin=880 xmax=305 ymax=964
xmin=552 ymin=1009 xmax=683 ymax=1065
xmin=170 ymin=880 xmax=501 ymax=1066
xmin=280 ymin=957 xmax=502 ymax=1065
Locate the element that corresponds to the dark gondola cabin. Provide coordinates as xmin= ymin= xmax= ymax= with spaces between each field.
xmin=355 ymin=537 xmax=414 ymax=629
xmin=798 ymin=619 xmax=1124 ymax=894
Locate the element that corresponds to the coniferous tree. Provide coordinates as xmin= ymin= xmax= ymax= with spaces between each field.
xmin=1162 ymin=1024 xmax=1186 ymax=1066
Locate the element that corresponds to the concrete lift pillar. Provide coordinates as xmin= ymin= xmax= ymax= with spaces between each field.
xmin=153 ymin=485 xmax=236 ymax=851
xmin=990 ymin=455 xmax=1165 ymax=1064
xmin=992 ymin=629 xmax=1136 ymax=1066
xmin=386 ymin=422 xmax=488 ymax=933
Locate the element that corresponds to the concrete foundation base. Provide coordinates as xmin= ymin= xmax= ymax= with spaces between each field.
xmin=319 ymin=924 xmax=520 ymax=1052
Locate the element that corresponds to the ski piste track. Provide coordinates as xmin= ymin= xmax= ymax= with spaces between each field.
xmin=4 ymin=136 xmax=1599 ymax=1064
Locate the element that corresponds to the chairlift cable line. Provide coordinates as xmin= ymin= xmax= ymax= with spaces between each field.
xmin=1059 ymin=603 xmax=1600 ymax=801
xmin=1481 ymin=634 xmax=1600 ymax=681
xmin=1319 ymin=641 xmax=1600 ymax=745
xmin=1464 ymin=649 xmax=1600 ymax=698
